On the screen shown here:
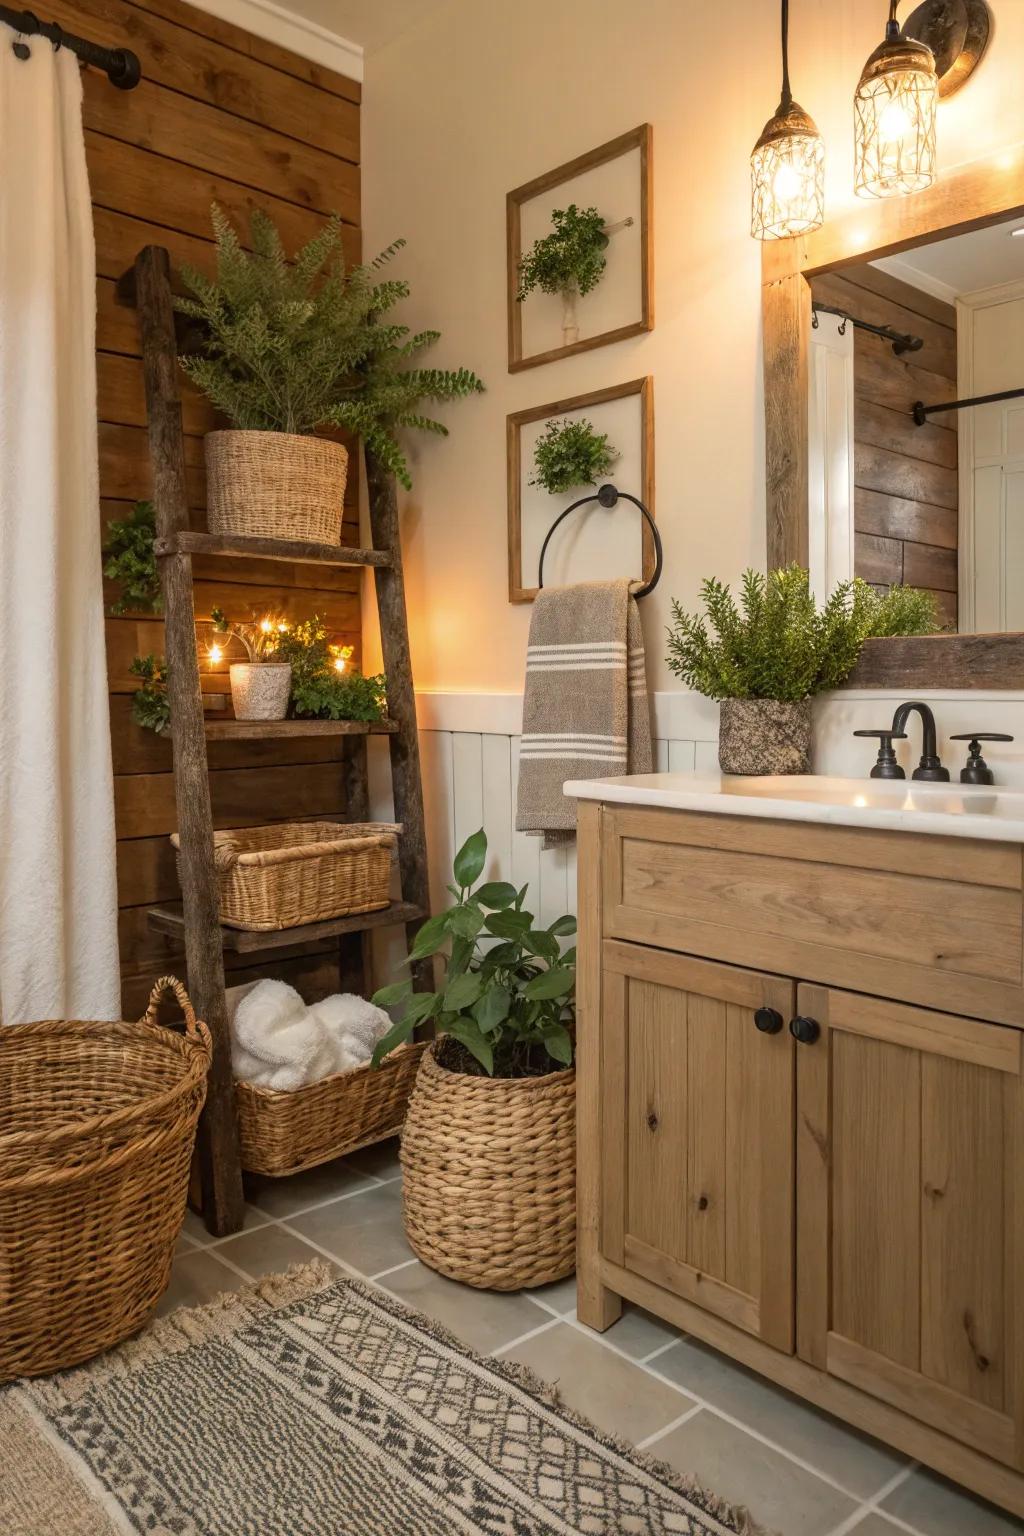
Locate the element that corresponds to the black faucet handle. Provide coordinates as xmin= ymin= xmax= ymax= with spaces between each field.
xmin=950 ymin=733 xmax=1014 ymax=786
xmin=853 ymin=729 xmax=908 ymax=780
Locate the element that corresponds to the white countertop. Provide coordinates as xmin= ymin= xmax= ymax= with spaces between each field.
xmin=564 ymin=772 xmax=1024 ymax=843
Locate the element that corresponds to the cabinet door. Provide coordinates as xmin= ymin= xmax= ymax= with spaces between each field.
xmin=601 ymin=940 xmax=796 ymax=1352
xmin=797 ymin=984 xmax=1024 ymax=1469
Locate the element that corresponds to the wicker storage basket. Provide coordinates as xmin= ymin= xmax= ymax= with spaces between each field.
xmin=237 ymin=1040 xmax=427 ymax=1177
xmin=172 ymin=821 xmax=399 ymax=932
xmin=0 ymin=978 xmax=211 ymax=1380
xmin=400 ymin=1042 xmax=577 ymax=1291
xmin=205 ymin=430 xmax=348 ymax=544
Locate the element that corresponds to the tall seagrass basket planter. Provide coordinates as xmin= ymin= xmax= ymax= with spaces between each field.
xmin=0 ymin=978 xmax=211 ymax=1380
xmin=400 ymin=1042 xmax=577 ymax=1291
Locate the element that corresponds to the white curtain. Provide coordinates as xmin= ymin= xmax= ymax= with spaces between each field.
xmin=0 ymin=45 xmax=120 ymax=1023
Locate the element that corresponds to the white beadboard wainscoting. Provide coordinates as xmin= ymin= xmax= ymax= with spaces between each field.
xmin=367 ymin=687 xmax=1024 ymax=981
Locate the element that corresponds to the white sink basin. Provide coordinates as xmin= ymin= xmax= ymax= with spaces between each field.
xmin=564 ymin=772 xmax=1024 ymax=842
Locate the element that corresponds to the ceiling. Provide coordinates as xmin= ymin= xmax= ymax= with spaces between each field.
xmin=873 ymin=215 xmax=1024 ymax=303
xmin=278 ymin=0 xmax=446 ymax=55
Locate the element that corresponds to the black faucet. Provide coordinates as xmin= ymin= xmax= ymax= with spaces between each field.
xmin=891 ymin=701 xmax=949 ymax=782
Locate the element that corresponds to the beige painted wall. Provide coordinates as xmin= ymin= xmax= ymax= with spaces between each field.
xmin=360 ymin=0 xmax=1024 ymax=694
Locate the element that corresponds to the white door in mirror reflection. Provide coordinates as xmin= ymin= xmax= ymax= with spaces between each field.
xmin=961 ymin=282 xmax=1024 ymax=633
xmin=808 ymin=310 xmax=855 ymax=603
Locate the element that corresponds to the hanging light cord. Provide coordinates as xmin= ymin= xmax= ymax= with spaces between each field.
xmin=779 ymin=0 xmax=792 ymax=109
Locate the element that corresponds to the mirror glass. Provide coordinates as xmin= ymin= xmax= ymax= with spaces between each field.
xmin=808 ymin=212 xmax=1024 ymax=633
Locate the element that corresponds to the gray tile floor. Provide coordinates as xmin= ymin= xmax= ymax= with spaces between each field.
xmin=167 ymin=1140 xmax=1024 ymax=1536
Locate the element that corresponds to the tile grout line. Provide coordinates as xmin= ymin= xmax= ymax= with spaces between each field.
xmin=634 ymin=1402 xmax=704 ymax=1450
xmin=489 ymin=1316 xmax=564 ymax=1357
xmin=369 ymin=1257 xmax=420 ymax=1281
xmin=560 ymin=1311 xmax=904 ymax=1509
xmin=820 ymin=1464 xmax=927 ymax=1536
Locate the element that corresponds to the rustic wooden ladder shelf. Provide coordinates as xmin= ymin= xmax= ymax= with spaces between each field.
xmin=127 ymin=245 xmax=431 ymax=1237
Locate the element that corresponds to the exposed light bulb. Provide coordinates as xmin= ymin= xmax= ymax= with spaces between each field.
xmin=878 ymin=98 xmax=910 ymax=143
xmin=259 ymin=618 xmax=273 ymax=634
xmin=208 ymin=643 xmax=223 ymax=664
xmin=334 ymin=654 xmax=347 ymax=674
xmin=772 ymin=160 xmax=802 ymax=203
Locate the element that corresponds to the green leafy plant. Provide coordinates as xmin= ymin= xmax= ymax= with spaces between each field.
xmin=129 ymin=654 xmax=170 ymax=733
xmin=177 ymin=205 xmax=484 ymax=489
xmin=531 ymin=417 xmax=619 ymax=495
xmin=276 ymin=616 xmax=386 ymax=722
xmin=104 ymin=501 xmax=162 ymax=615
xmin=517 ymin=204 xmax=608 ymax=301
xmin=371 ymin=829 xmax=576 ymax=1078
xmin=666 ymin=566 xmax=938 ymax=702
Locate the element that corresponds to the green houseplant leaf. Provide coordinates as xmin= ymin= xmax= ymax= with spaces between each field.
xmin=372 ymin=828 xmax=576 ymax=1078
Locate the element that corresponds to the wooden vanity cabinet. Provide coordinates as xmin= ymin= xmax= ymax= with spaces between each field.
xmin=576 ymin=799 xmax=1024 ymax=1516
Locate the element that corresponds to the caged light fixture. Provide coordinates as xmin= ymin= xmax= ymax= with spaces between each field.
xmin=750 ymin=0 xmax=825 ymax=240
xmin=854 ymin=1 xmax=938 ymax=198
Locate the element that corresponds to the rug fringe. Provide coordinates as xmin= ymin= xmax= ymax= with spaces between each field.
xmin=27 ymin=1261 xmax=334 ymax=1410
xmin=336 ymin=1277 xmax=779 ymax=1536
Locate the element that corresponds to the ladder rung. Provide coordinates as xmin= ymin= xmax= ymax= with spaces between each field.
xmin=204 ymin=718 xmax=399 ymax=740
xmin=147 ymin=901 xmax=424 ymax=953
xmin=155 ymin=531 xmax=391 ymax=568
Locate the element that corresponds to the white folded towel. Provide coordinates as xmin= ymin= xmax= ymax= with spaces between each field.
xmin=229 ymin=981 xmax=395 ymax=1090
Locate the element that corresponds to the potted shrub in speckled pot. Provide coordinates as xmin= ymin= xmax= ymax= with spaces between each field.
xmin=666 ymin=566 xmax=937 ymax=776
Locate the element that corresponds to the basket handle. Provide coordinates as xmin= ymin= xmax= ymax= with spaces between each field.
xmin=139 ymin=975 xmax=210 ymax=1051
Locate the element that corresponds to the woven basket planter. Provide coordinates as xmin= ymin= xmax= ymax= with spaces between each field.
xmin=205 ymin=430 xmax=348 ymax=544
xmin=400 ymin=1042 xmax=577 ymax=1291
xmin=229 ymin=661 xmax=291 ymax=721
xmin=237 ymin=1041 xmax=427 ymax=1177
xmin=172 ymin=821 xmax=399 ymax=931
xmin=0 ymin=977 xmax=210 ymax=1380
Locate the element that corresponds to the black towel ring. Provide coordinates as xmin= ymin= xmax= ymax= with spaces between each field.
xmin=536 ymin=483 xmax=663 ymax=599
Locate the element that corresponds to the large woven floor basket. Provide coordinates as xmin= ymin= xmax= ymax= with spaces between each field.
xmin=205 ymin=429 xmax=348 ymax=544
xmin=400 ymin=1043 xmax=577 ymax=1291
xmin=238 ymin=1040 xmax=426 ymax=1177
xmin=0 ymin=978 xmax=210 ymax=1380
xmin=173 ymin=821 xmax=398 ymax=932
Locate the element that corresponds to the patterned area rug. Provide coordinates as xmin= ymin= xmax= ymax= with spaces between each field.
xmin=1 ymin=1263 xmax=766 ymax=1535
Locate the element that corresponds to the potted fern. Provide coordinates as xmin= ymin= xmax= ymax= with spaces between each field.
xmin=372 ymin=829 xmax=577 ymax=1291
xmin=517 ymin=203 xmax=609 ymax=346
xmin=666 ymin=567 xmax=937 ymax=775
xmin=178 ymin=206 xmax=482 ymax=546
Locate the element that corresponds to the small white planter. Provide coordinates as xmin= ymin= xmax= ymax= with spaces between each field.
xmin=229 ymin=662 xmax=291 ymax=721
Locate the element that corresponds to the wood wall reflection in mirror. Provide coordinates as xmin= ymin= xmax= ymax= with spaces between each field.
xmin=762 ymin=145 xmax=1024 ymax=687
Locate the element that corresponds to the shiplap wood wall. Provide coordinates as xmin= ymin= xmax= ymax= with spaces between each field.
xmin=56 ymin=0 xmax=363 ymax=1013
xmin=810 ymin=264 xmax=958 ymax=628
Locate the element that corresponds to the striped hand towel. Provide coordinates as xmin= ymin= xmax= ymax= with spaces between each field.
xmin=515 ymin=579 xmax=652 ymax=843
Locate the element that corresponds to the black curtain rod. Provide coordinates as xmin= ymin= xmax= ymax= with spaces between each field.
xmin=812 ymin=302 xmax=923 ymax=357
xmin=913 ymin=386 xmax=1024 ymax=426
xmin=0 ymin=5 xmax=141 ymax=88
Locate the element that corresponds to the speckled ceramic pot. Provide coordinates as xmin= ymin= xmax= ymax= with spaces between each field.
xmin=229 ymin=662 xmax=291 ymax=721
xmin=718 ymin=698 xmax=812 ymax=775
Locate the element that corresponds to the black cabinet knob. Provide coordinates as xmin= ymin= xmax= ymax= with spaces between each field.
xmin=789 ymin=1015 xmax=821 ymax=1045
xmin=754 ymin=1007 xmax=784 ymax=1034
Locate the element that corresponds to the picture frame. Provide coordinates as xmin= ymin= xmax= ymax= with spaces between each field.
xmin=507 ymin=376 xmax=655 ymax=604
xmin=506 ymin=125 xmax=653 ymax=372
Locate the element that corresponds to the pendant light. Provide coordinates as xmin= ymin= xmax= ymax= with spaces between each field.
xmin=750 ymin=0 xmax=824 ymax=241
xmin=854 ymin=1 xmax=938 ymax=198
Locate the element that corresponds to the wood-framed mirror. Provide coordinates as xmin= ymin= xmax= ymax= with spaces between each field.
xmin=762 ymin=146 xmax=1024 ymax=687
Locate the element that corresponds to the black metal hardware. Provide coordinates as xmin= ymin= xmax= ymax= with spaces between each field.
xmin=853 ymin=728 xmax=908 ymax=780
xmin=891 ymin=701 xmax=949 ymax=782
xmin=754 ymin=1007 xmax=784 ymax=1034
xmin=913 ymin=386 xmax=1024 ymax=426
xmin=950 ymin=732 xmax=1014 ymax=786
xmin=0 ymin=4 xmax=141 ymax=86
xmin=812 ymin=302 xmax=922 ymax=356
xmin=789 ymin=1016 xmax=820 ymax=1045
xmin=536 ymin=483 xmax=662 ymax=599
